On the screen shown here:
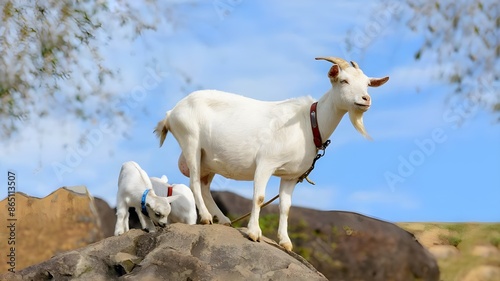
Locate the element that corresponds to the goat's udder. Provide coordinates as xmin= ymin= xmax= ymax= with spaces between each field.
xmin=178 ymin=154 xmax=190 ymax=177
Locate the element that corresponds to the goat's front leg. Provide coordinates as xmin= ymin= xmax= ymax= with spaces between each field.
xmin=277 ymin=178 xmax=296 ymax=251
xmin=136 ymin=209 xmax=156 ymax=233
xmin=247 ymin=166 xmax=274 ymax=242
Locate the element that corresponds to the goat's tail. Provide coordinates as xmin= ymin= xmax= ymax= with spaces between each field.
xmin=154 ymin=110 xmax=171 ymax=147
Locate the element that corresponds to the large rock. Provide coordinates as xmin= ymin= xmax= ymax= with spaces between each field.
xmin=2 ymin=224 xmax=328 ymax=281
xmin=213 ymin=191 xmax=440 ymax=281
xmin=0 ymin=187 xmax=114 ymax=272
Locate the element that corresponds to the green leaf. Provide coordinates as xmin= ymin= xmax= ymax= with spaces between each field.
xmin=415 ymin=49 xmax=422 ymax=60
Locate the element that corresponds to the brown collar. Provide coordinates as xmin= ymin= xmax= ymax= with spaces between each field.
xmin=167 ymin=185 xmax=173 ymax=197
xmin=310 ymin=102 xmax=329 ymax=150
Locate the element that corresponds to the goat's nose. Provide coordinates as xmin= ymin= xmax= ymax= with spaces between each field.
xmin=362 ymin=95 xmax=371 ymax=102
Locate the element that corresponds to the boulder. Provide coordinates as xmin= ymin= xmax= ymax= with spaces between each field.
xmin=0 ymin=186 xmax=114 ymax=272
xmin=213 ymin=191 xmax=440 ymax=281
xmin=2 ymin=224 xmax=328 ymax=281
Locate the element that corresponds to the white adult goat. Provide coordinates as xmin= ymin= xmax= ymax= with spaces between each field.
xmin=155 ymin=57 xmax=389 ymax=251
xmin=114 ymin=161 xmax=179 ymax=236
xmin=150 ymin=175 xmax=197 ymax=225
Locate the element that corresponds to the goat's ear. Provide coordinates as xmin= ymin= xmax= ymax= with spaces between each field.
xmin=328 ymin=64 xmax=340 ymax=80
xmin=369 ymin=76 xmax=389 ymax=87
xmin=160 ymin=175 xmax=168 ymax=183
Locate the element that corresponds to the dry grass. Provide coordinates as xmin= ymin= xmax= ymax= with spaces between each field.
xmin=398 ymin=223 xmax=500 ymax=281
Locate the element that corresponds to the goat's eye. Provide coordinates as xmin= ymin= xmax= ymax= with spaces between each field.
xmin=340 ymin=80 xmax=349 ymax=84
xmin=155 ymin=212 xmax=161 ymax=217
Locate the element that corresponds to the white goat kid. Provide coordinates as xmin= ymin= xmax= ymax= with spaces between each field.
xmin=114 ymin=161 xmax=178 ymax=236
xmin=150 ymin=175 xmax=197 ymax=225
xmin=155 ymin=57 xmax=389 ymax=251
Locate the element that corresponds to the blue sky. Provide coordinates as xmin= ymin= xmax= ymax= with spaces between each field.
xmin=1 ymin=1 xmax=499 ymax=222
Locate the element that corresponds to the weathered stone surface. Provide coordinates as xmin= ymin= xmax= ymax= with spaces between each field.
xmin=94 ymin=196 xmax=117 ymax=238
xmin=0 ymin=186 xmax=112 ymax=272
xmin=111 ymin=252 xmax=142 ymax=274
xmin=2 ymin=224 xmax=327 ymax=281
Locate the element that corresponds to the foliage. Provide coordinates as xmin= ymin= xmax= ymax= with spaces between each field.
xmin=259 ymin=213 xmax=280 ymax=236
xmin=490 ymin=236 xmax=500 ymax=248
xmin=406 ymin=0 xmax=498 ymax=114
xmin=0 ymin=0 xmax=186 ymax=138
xmin=437 ymin=224 xmax=466 ymax=247
xmin=439 ymin=233 xmax=462 ymax=247
xmin=442 ymin=223 xmax=467 ymax=235
xmin=359 ymin=0 xmax=499 ymax=118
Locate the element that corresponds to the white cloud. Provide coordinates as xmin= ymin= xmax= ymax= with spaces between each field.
xmin=366 ymin=98 xmax=448 ymax=140
xmin=378 ymin=62 xmax=451 ymax=99
xmin=349 ymin=188 xmax=420 ymax=210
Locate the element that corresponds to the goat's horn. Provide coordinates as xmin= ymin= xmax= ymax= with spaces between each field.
xmin=350 ymin=61 xmax=360 ymax=69
xmin=315 ymin=57 xmax=351 ymax=70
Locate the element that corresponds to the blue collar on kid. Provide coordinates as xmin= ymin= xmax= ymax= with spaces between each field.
xmin=141 ymin=189 xmax=150 ymax=217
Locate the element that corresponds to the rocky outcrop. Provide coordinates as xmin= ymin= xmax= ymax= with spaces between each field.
xmin=0 ymin=187 xmax=441 ymax=280
xmin=2 ymin=224 xmax=328 ymax=281
xmin=213 ymin=191 xmax=440 ymax=281
xmin=0 ymin=186 xmax=113 ymax=272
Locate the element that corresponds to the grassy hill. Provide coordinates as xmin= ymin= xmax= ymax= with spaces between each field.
xmin=398 ymin=223 xmax=500 ymax=281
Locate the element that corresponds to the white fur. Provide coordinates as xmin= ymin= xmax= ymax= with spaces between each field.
xmin=114 ymin=161 xmax=178 ymax=236
xmin=150 ymin=176 xmax=197 ymax=225
xmin=155 ymin=58 xmax=389 ymax=250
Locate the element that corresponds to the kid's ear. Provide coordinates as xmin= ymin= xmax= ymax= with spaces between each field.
xmin=160 ymin=175 xmax=168 ymax=182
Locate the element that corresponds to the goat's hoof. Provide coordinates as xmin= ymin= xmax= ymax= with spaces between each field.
xmin=280 ymin=241 xmax=293 ymax=251
xmin=199 ymin=218 xmax=213 ymax=225
xmin=247 ymin=229 xmax=261 ymax=242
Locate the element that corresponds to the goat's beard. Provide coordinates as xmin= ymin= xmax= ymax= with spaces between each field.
xmin=348 ymin=110 xmax=372 ymax=140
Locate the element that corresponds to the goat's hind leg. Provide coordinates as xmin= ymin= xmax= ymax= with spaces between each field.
xmin=184 ymin=147 xmax=212 ymax=224
xmin=201 ymin=173 xmax=231 ymax=225
xmin=114 ymin=200 xmax=129 ymax=236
